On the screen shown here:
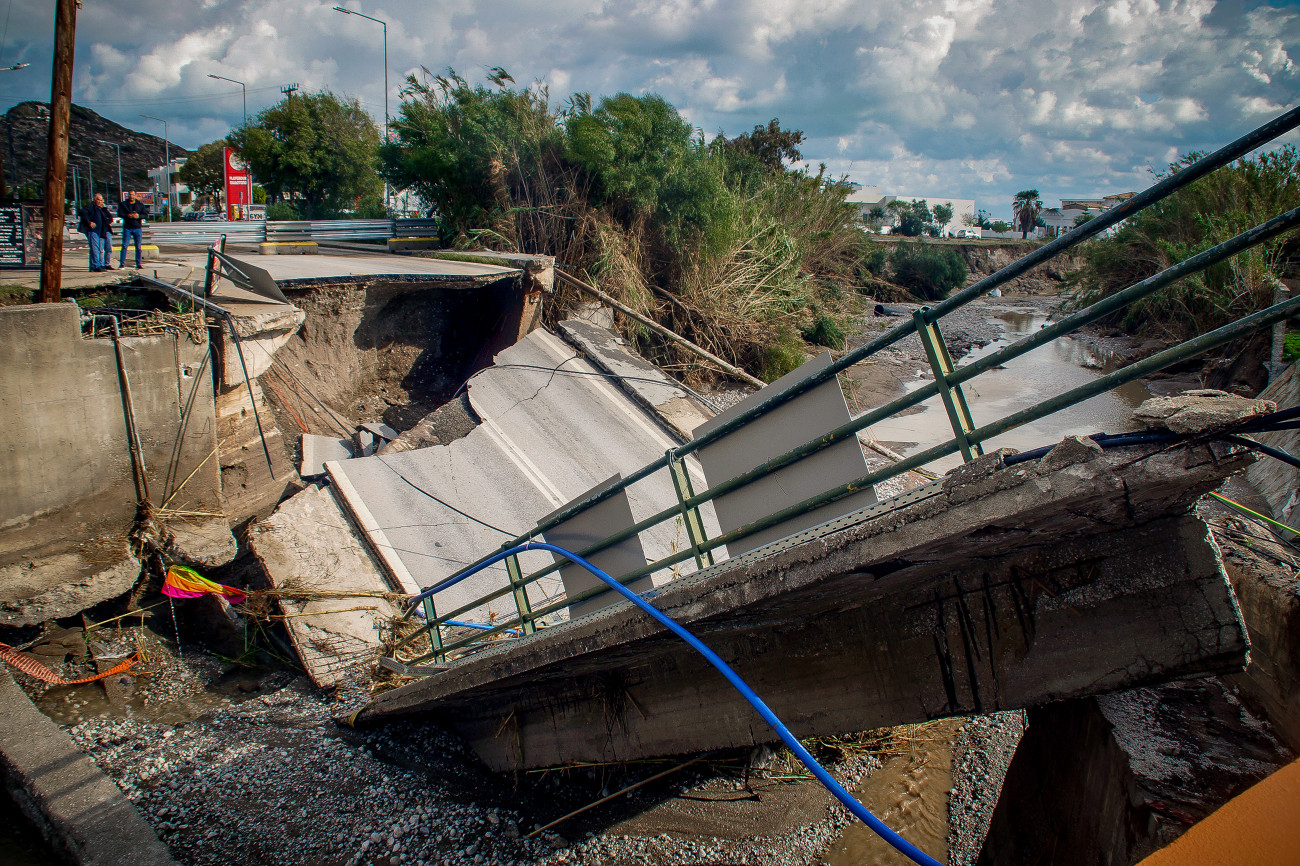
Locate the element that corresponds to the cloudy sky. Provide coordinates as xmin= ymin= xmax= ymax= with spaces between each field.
xmin=2 ymin=0 xmax=1297 ymax=217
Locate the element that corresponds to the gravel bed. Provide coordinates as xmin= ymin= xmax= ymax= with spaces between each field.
xmin=946 ymin=711 xmax=1027 ymax=866
xmin=66 ymin=669 xmax=894 ymax=866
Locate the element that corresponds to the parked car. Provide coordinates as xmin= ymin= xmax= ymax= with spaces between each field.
xmin=954 ymin=228 xmax=979 ymax=239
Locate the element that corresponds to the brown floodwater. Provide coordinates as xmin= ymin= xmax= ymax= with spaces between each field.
xmin=870 ymin=312 xmax=1152 ymax=473
xmin=822 ymin=719 xmax=962 ymax=866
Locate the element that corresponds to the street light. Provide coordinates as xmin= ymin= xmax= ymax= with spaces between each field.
xmin=71 ymin=152 xmax=93 ymax=201
xmin=0 ymin=62 xmax=29 ymax=72
xmin=207 ymin=73 xmax=247 ymax=126
xmin=97 ymin=139 xmax=123 ymax=201
xmin=139 ymin=114 xmax=172 ymax=220
xmin=332 ymin=4 xmax=389 ymax=207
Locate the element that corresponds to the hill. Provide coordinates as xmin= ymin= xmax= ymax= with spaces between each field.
xmin=1 ymin=101 xmax=192 ymax=200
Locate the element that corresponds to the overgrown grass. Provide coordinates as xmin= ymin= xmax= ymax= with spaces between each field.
xmin=1071 ymin=146 xmax=1300 ymax=347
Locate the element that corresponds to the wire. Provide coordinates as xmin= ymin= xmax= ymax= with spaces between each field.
xmin=404 ymin=542 xmax=943 ymax=866
xmin=373 ymin=456 xmax=515 ymax=537
xmin=1209 ymin=492 xmax=1298 ymax=538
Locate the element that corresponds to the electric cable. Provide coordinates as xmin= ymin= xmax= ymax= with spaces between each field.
xmin=373 ymin=457 xmax=516 ymax=537
xmin=405 ymin=542 xmax=943 ymax=866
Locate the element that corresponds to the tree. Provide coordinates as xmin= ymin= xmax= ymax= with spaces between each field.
xmin=889 ymin=242 xmax=967 ymax=301
xmin=1012 ymin=189 xmax=1043 ymax=239
xmin=229 ymin=90 xmax=382 ymax=218
xmin=865 ymin=205 xmax=887 ymax=231
xmin=1073 ymin=211 xmax=1094 ymax=227
xmin=933 ymin=202 xmax=954 ymax=236
xmin=990 ymin=219 xmax=1013 ymax=233
xmin=722 ymin=118 xmax=805 ymax=171
xmin=178 ymin=140 xmax=227 ymax=200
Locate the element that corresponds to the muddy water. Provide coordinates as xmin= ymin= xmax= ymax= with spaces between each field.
xmin=871 ymin=312 xmax=1152 ymax=473
xmin=823 ymin=720 xmax=962 ymax=866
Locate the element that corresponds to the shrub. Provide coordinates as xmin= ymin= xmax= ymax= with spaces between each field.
xmin=888 ymin=242 xmax=968 ymax=301
xmin=760 ymin=330 xmax=808 ymax=382
xmin=802 ymin=311 xmax=847 ymax=350
xmin=1072 ymin=145 xmax=1300 ymax=344
xmin=265 ymin=201 xmax=301 ymax=221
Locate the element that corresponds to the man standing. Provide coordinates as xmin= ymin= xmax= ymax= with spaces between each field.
xmin=77 ymin=193 xmax=114 ymax=272
xmin=118 ymin=190 xmax=148 ymax=269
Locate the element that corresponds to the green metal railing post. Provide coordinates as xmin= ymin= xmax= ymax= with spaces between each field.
xmin=506 ymin=553 xmax=537 ymax=635
xmin=421 ymin=596 xmax=444 ymax=663
xmin=667 ymin=451 xmax=714 ymax=570
xmin=913 ymin=309 xmax=982 ymax=462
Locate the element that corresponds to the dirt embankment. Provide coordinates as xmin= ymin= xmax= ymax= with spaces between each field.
xmin=954 ymin=241 xmax=1082 ymax=294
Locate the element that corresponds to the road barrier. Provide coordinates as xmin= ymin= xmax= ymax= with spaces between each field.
xmin=144 ymin=218 xmax=439 ymax=246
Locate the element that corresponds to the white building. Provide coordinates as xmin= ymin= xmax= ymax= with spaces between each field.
xmin=147 ymin=158 xmax=192 ymax=215
xmin=846 ymin=186 xmax=976 ymax=236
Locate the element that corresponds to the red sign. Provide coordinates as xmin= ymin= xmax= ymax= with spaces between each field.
xmin=223 ymin=147 xmax=251 ymax=220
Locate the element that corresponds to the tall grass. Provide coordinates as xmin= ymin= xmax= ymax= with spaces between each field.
xmin=1071 ymin=146 xmax=1300 ymax=345
xmin=381 ymin=70 xmax=873 ymax=382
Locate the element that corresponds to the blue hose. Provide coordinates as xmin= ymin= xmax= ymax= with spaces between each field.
xmin=406 ymin=542 xmax=944 ymax=866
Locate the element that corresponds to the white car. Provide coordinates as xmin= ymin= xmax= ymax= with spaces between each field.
xmin=954 ymin=228 xmax=980 ymax=239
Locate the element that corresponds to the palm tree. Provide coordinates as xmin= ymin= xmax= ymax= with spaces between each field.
xmin=1012 ymin=189 xmax=1042 ymax=239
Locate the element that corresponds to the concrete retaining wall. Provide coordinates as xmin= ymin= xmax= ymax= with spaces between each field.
xmin=1247 ymin=362 xmax=1299 ymax=532
xmin=0 ymin=303 xmax=221 ymax=564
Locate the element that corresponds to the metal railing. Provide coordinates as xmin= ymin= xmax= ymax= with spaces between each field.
xmin=144 ymin=218 xmax=440 ymax=246
xmin=389 ymin=104 xmax=1300 ymax=667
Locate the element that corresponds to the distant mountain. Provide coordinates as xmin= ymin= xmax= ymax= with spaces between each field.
xmin=1 ymin=101 xmax=193 ymax=200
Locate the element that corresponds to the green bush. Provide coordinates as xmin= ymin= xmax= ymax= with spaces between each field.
xmin=761 ymin=331 xmax=808 ymax=382
xmin=888 ymin=242 xmax=968 ymax=301
xmin=1072 ymin=146 xmax=1300 ymax=344
xmin=801 ymin=311 xmax=846 ymax=350
xmin=1284 ymin=332 xmax=1300 ymax=363
xmin=265 ymin=201 xmax=301 ymax=221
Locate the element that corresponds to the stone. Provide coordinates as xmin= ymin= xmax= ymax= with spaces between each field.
xmin=300 ymin=434 xmax=354 ymax=479
xmin=162 ymin=517 xmax=238 ymax=569
xmin=1035 ymin=435 xmax=1104 ymax=474
xmin=1133 ymin=390 xmax=1275 ymax=435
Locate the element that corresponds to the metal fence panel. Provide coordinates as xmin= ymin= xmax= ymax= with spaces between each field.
xmin=145 ymin=218 xmax=442 ymax=245
xmin=144 ymin=223 xmax=264 ymax=246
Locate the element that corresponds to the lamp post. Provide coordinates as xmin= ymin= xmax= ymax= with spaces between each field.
xmin=71 ymin=152 xmax=92 ymax=200
xmin=139 ymin=113 xmax=171 ymax=220
xmin=208 ymin=73 xmax=253 ymax=218
xmin=207 ymin=73 xmax=247 ymax=126
xmin=332 ymin=5 xmax=388 ymax=208
xmin=97 ymin=139 xmax=123 ymax=201
xmin=70 ymin=165 xmax=78 ymax=213
xmin=0 ymin=62 xmax=30 ymax=72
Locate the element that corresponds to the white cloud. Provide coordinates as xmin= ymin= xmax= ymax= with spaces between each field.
xmin=0 ymin=0 xmax=1296 ymax=216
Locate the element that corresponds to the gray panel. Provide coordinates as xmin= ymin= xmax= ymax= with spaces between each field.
xmin=300 ymin=434 xmax=353 ymax=478
xmin=693 ymin=351 xmax=878 ymax=555
xmin=541 ymin=474 xmax=652 ymax=618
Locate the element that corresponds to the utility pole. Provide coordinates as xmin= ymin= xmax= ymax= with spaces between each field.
xmin=39 ymin=0 xmax=77 ymax=303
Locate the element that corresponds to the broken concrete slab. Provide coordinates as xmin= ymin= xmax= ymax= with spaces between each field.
xmin=161 ymin=517 xmax=238 ymax=570
xmin=361 ymin=421 xmax=399 ymax=442
xmin=0 ymin=542 xmax=140 ymax=628
xmin=558 ymin=318 xmax=715 ymax=440
xmin=356 ymin=429 xmax=378 ymax=457
xmin=377 ymin=394 xmax=478 ymax=455
xmin=1133 ymin=388 xmax=1275 ymax=434
xmin=249 ymin=483 xmax=403 ymax=689
xmin=329 ymin=328 xmax=720 ymax=625
xmin=0 ymin=670 xmax=176 ymax=866
xmin=300 ymin=434 xmax=354 ymax=479
xmin=360 ymin=431 xmax=1254 ymax=771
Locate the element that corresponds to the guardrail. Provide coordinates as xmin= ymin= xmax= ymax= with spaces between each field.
xmin=387 ymin=104 xmax=1300 ymax=667
xmin=144 ymin=218 xmax=440 ymax=246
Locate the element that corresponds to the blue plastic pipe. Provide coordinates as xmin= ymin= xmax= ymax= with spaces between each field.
xmin=405 ymin=542 xmax=944 ymax=866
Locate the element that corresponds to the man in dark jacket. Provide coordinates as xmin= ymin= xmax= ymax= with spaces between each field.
xmin=77 ymin=193 xmax=114 ymax=272
xmin=118 ymin=191 xmax=148 ymax=268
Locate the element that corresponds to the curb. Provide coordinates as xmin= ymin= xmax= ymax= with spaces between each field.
xmin=0 ymin=671 xmax=176 ymax=866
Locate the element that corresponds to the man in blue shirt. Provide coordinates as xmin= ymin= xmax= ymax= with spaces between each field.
xmin=118 ymin=191 xmax=148 ymax=269
xmin=77 ymin=193 xmax=114 ymax=272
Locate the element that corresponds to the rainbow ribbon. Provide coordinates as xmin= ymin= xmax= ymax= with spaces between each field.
xmin=162 ymin=565 xmax=247 ymax=605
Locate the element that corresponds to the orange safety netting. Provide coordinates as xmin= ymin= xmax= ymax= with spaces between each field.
xmin=0 ymin=643 xmax=141 ymax=685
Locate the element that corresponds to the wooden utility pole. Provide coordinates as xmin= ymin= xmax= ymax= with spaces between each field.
xmin=38 ymin=0 xmax=77 ymax=303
